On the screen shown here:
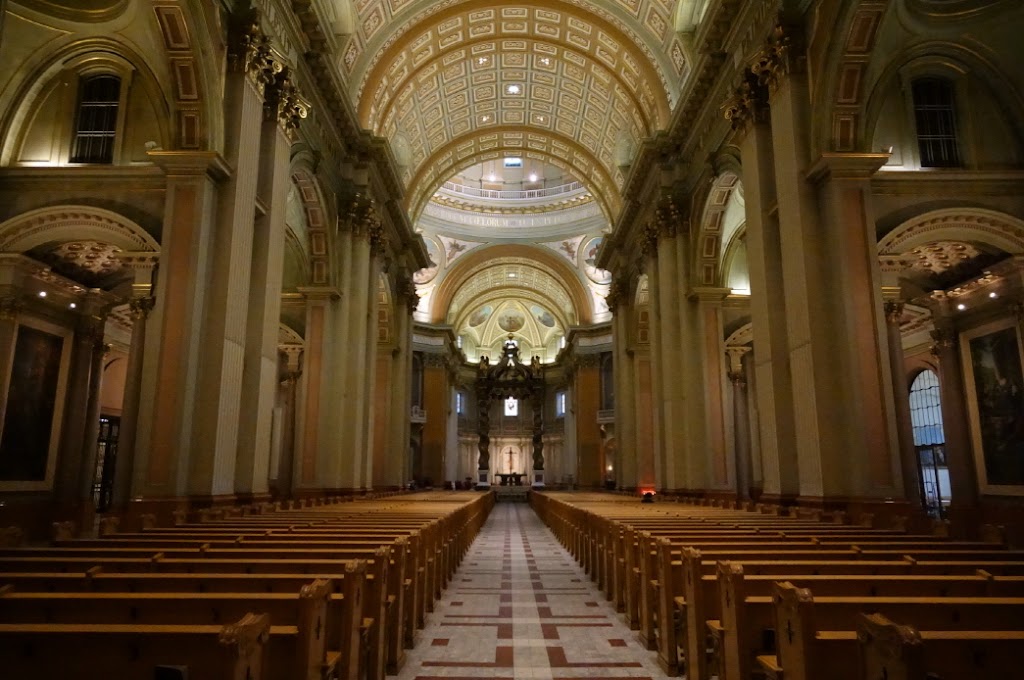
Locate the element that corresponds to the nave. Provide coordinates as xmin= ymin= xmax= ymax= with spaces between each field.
xmin=397 ymin=502 xmax=669 ymax=680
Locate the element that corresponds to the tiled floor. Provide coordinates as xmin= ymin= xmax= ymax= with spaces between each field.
xmin=396 ymin=502 xmax=673 ymax=680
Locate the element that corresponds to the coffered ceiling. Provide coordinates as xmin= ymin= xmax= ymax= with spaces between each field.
xmin=343 ymin=1 xmax=688 ymax=221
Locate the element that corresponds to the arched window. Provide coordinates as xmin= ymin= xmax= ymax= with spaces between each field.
xmin=911 ymin=77 xmax=961 ymax=168
xmin=909 ymin=369 xmax=949 ymax=518
xmin=70 ymin=74 xmax=122 ymax=164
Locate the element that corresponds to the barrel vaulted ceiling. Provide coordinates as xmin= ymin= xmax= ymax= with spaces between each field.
xmin=343 ymin=0 xmax=691 ymax=222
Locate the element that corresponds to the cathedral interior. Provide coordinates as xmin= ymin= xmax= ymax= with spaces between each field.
xmin=0 ymin=0 xmax=1022 ymax=546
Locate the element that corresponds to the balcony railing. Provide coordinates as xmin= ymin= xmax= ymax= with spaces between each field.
xmin=438 ymin=180 xmax=584 ymax=201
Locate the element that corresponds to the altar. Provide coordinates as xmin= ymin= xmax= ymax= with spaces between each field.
xmin=496 ymin=472 xmax=526 ymax=486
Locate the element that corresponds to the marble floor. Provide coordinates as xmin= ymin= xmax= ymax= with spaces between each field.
xmin=396 ymin=502 xmax=673 ymax=680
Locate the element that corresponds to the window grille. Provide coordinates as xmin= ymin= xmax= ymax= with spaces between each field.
xmin=912 ymin=78 xmax=961 ymax=168
xmin=71 ymin=75 xmax=121 ymax=164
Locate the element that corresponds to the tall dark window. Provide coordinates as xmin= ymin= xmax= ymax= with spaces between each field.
xmin=70 ymin=75 xmax=121 ymax=164
xmin=912 ymin=77 xmax=961 ymax=168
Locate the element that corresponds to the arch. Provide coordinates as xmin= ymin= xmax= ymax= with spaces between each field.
xmin=0 ymin=205 xmax=159 ymax=253
xmin=877 ymin=208 xmax=1024 ymax=256
xmin=693 ymin=170 xmax=742 ymax=287
xmin=430 ymin=243 xmax=593 ymax=326
xmin=0 ymin=38 xmax=173 ymax=166
xmin=353 ymin=0 xmax=673 ymax=129
xmin=725 ymin=322 xmax=753 ymax=348
xmin=406 ymin=128 xmax=621 ymax=222
xmin=289 ymin=165 xmax=336 ymax=288
xmin=279 ymin=323 xmax=304 ymax=345
xmin=862 ymin=42 xmax=1024 ymax=169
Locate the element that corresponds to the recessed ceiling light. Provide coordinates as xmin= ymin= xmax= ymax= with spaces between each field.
xmin=481 ymin=115 xmax=491 ymax=123
xmin=989 ymin=292 xmax=998 ymax=298
xmin=508 ymin=272 xmax=517 ymax=278
xmin=38 ymin=291 xmax=46 ymax=298
xmin=539 ymin=57 xmax=550 ymax=66
xmin=957 ymin=303 xmax=966 ymax=310
xmin=536 ymin=115 xmax=545 ymax=123
xmin=477 ymin=56 xmax=488 ymax=65
xmin=69 ymin=302 xmax=77 ymax=309
xmin=506 ymin=84 xmax=521 ymax=95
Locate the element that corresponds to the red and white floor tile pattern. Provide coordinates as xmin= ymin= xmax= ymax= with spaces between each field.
xmin=396 ymin=503 xmax=673 ymax=680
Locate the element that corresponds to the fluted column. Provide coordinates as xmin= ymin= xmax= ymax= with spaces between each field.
xmin=188 ymin=12 xmax=276 ymax=501
xmin=885 ymin=301 xmax=924 ymax=508
xmin=385 ymin=278 xmax=416 ymax=489
xmin=655 ymin=214 xmax=684 ymax=491
xmin=725 ymin=73 xmax=799 ymax=501
xmin=727 ymin=347 xmax=753 ymax=499
xmin=343 ymin=211 xmax=373 ymax=491
xmin=236 ymin=67 xmax=307 ymax=502
xmin=361 ymin=222 xmax=386 ymax=489
xmin=609 ymin=277 xmax=636 ymax=489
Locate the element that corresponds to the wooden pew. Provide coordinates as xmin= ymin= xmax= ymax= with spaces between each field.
xmin=757 ymin=584 xmax=1024 ymax=680
xmin=0 ymin=611 xmax=283 ymax=680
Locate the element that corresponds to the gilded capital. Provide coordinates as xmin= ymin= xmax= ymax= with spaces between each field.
xmin=654 ymin=200 xmax=680 ymax=238
xmin=605 ymin=277 xmax=628 ymax=310
xmin=264 ymin=67 xmax=310 ymax=136
xmin=884 ymin=301 xmax=905 ymax=326
xmin=129 ymin=296 xmax=155 ymax=321
xmin=750 ymin=23 xmax=804 ymax=94
xmin=368 ymin=219 xmax=388 ymax=258
xmin=722 ymin=72 xmax=768 ymax=131
xmin=929 ymin=327 xmax=957 ymax=356
xmin=227 ymin=8 xmax=278 ymax=93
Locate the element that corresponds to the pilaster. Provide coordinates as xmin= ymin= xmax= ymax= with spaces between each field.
xmin=654 ymin=210 xmax=684 ymax=491
xmin=608 ymin=276 xmax=636 ymax=490
xmin=295 ymin=286 xmax=340 ymax=491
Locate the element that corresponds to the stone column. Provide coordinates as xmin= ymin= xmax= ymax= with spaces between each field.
xmin=0 ymin=295 xmax=22 ymax=453
xmin=109 ymin=255 xmax=157 ymax=513
xmin=276 ymin=345 xmax=303 ymax=498
xmin=609 ymin=277 xmax=636 ymax=489
xmin=930 ymin=320 xmax=979 ymax=527
xmin=725 ymin=74 xmax=799 ymax=501
xmin=55 ymin=298 xmax=107 ymax=513
xmin=295 ymin=287 xmax=339 ymax=492
xmin=691 ymin=288 xmax=731 ymax=492
xmin=884 ymin=300 xmax=925 ymax=508
xmin=654 ymin=211 xmax=684 ymax=491
xmin=385 ymin=278 xmax=415 ymax=489
xmin=361 ymin=221 xmax=387 ymax=489
xmin=727 ymin=347 xmax=753 ymax=499
xmin=235 ymin=67 xmax=307 ymax=503
xmin=343 ymin=209 xmax=373 ymax=491
xmin=639 ymin=222 xmax=662 ymax=491
xmin=807 ymin=152 xmax=901 ymax=500
xmin=187 ymin=15 xmax=275 ymax=503
xmin=133 ymin=152 xmax=227 ymax=517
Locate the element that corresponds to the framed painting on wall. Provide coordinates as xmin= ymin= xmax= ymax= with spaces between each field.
xmin=0 ymin=316 xmax=72 ymax=491
xmin=960 ymin=317 xmax=1024 ymax=495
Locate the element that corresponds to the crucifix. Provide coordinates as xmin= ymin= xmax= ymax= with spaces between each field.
xmin=506 ymin=447 xmax=515 ymax=473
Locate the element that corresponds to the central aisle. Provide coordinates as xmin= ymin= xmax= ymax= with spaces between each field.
xmin=397 ymin=501 xmax=672 ymax=680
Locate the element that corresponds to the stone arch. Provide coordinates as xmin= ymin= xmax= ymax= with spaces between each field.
xmin=289 ymin=165 xmax=336 ymax=287
xmin=151 ymin=0 xmax=220 ymax=150
xmin=725 ymin=322 xmax=753 ymax=348
xmin=0 ymin=38 xmax=174 ymax=166
xmin=430 ymin=244 xmax=593 ymax=326
xmin=0 ymin=206 xmax=159 ymax=254
xmin=878 ymin=208 xmax=1024 ymax=257
xmin=693 ymin=170 xmax=742 ymax=288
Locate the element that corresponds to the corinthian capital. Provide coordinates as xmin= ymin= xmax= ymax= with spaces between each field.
xmin=265 ymin=67 xmax=310 ymax=136
xmin=228 ymin=8 xmax=278 ymax=93
xmin=750 ymin=23 xmax=804 ymax=94
xmin=723 ymin=72 xmax=768 ymax=131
